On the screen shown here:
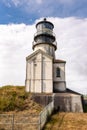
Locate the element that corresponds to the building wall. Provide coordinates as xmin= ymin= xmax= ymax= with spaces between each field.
xmin=25 ymin=51 xmax=53 ymax=93
xmin=71 ymin=95 xmax=83 ymax=112
xmin=26 ymin=53 xmax=42 ymax=92
xmin=32 ymin=93 xmax=83 ymax=112
xmin=53 ymin=63 xmax=66 ymax=92
xmin=53 ymin=82 xmax=66 ymax=92
xmin=54 ymin=93 xmax=83 ymax=112
xmin=53 ymin=63 xmax=65 ymax=81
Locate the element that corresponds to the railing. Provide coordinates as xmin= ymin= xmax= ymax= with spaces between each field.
xmin=39 ymin=100 xmax=54 ymax=130
xmin=0 ymin=95 xmax=55 ymax=130
xmin=34 ymin=29 xmax=56 ymax=38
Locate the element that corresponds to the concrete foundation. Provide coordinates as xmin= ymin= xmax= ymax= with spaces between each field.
xmin=32 ymin=93 xmax=53 ymax=107
xmin=54 ymin=93 xmax=83 ymax=112
xmin=32 ymin=92 xmax=83 ymax=112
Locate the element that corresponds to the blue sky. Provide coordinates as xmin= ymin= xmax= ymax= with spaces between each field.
xmin=0 ymin=0 xmax=87 ymax=24
xmin=0 ymin=0 xmax=87 ymax=94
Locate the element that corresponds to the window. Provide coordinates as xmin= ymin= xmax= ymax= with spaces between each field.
xmin=56 ymin=67 xmax=60 ymax=77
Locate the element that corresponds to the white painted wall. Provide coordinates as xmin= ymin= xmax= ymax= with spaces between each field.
xmin=54 ymin=82 xmax=66 ymax=91
xmin=53 ymin=63 xmax=65 ymax=81
xmin=25 ymin=51 xmax=53 ymax=93
xmin=53 ymin=63 xmax=66 ymax=91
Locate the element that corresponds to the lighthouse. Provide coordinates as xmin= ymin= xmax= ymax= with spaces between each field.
xmin=25 ymin=18 xmax=83 ymax=113
xmin=25 ymin=18 xmax=66 ymax=93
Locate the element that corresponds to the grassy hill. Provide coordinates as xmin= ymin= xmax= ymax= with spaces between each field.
xmin=44 ymin=112 xmax=87 ymax=130
xmin=0 ymin=85 xmax=42 ymax=114
xmin=0 ymin=86 xmax=87 ymax=130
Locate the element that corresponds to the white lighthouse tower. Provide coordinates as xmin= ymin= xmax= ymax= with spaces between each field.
xmin=25 ymin=18 xmax=66 ymax=93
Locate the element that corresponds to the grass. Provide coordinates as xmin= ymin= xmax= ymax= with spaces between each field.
xmin=0 ymin=85 xmax=42 ymax=114
xmin=0 ymin=85 xmax=87 ymax=130
xmin=0 ymin=85 xmax=43 ymax=130
xmin=43 ymin=112 xmax=87 ymax=130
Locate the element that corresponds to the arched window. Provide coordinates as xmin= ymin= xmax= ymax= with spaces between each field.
xmin=56 ymin=67 xmax=60 ymax=77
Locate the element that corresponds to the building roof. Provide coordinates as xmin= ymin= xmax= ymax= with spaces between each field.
xmin=66 ymin=88 xmax=83 ymax=95
xmin=54 ymin=59 xmax=66 ymax=63
xmin=54 ymin=88 xmax=82 ymax=95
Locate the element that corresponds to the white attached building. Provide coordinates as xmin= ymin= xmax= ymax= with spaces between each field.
xmin=25 ymin=18 xmax=66 ymax=93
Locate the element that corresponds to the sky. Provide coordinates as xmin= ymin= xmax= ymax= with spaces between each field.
xmin=0 ymin=0 xmax=87 ymax=94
